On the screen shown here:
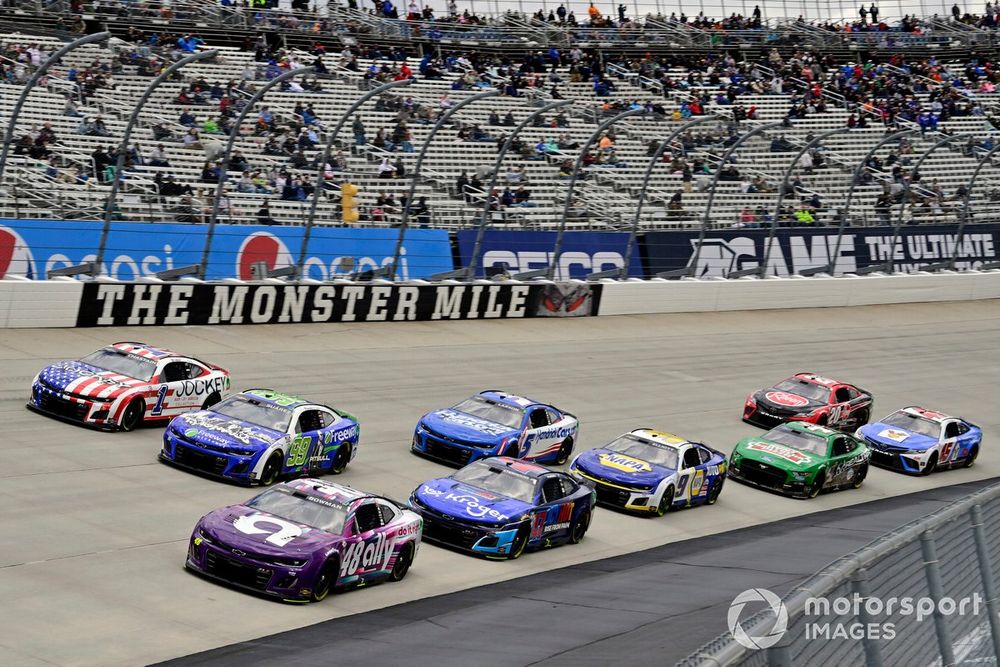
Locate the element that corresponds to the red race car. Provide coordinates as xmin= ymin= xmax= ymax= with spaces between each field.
xmin=743 ymin=373 xmax=873 ymax=431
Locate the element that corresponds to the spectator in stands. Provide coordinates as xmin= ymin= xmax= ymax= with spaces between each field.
xmin=256 ymin=201 xmax=278 ymax=225
xmin=353 ymin=117 xmax=367 ymax=145
xmin=411 ymin=196 xmax=431 ymax=227
xmin=514 ymin=186 xmax=535 ymax=207
xmin=377 ymin=157 xmax=397 ymax=179
xmin=174 ymin=195 xmax=202 ymax=223
xmin=148 ymin=144 xmax=170 ymax=168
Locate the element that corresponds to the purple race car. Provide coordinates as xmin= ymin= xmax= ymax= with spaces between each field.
xmin=186 ymin=478 xmax=422 ymax=603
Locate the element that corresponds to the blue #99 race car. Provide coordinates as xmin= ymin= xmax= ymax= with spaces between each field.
xmin=411 ymin=391 xmax=579 ymax=467
xmin=408 ymin=457 xmax=596 ymax=559
xmin=856 ymin=406 xmax=981 ymax=475
xmin=161 ymin=389 xmax=360 ymax=485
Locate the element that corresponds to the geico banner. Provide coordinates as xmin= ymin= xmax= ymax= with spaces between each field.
xmin=644 ymin=224 xmax=999 ymax=277
xmin=455 ymin=230 xmax=644 ymax=279
xmin=0 ymin=220 xmax=453 ymax=281
xmin=75 ymin=282 xmax=603 ymax=326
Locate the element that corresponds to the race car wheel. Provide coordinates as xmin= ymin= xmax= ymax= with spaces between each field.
xmin=854 ymin=408 xmax=871 ymax=426
xmin=389 ymin=542 xmax=413 ymax=582
xmin=965 ymin=446 xmax=979 ymax=468
xmin=201 ymin=392 xmax=221 ymax=411
xmin=568 ymin=510 xmax=591 ymax=544
xmin=816 ymin=414 xmax=828 ymax=426
xmin=503 ymin=441 xmax=520 ymax=458
xmin=119 ymin=400 xmax=144 ymax=432
xmin=852 ymin=464 xmax=868 ymax=489
xmin=260 ymin=454 xmax=282 ymax=486
xmin=706 ymin=479 xmax=724 ymax=505
xmin=312 ymin=556 xmax=340 ymax=602
xmin=807 ymin=472 xmax=825 ymax=499
xmin=554 ymin=437 xmax=574 ymax=466
xmin=330 ymin=444 xmax=351 ymax=475
xmin=920 ymin=453 xmax=938 ymax=476
xmin=655 ymin=486 xmax=675 ymax=517
xmin=508 ymin=524 xmax=530 ymax=560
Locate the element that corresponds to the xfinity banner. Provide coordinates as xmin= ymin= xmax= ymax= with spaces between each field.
xmin=76 ymin=282 xmax=603 ymax=326
xmin=644 ymin=224 xmax=999 ymax=277
xmin=456 ymin=230 xmax=644 ymax=279
xmin=0 ymin=220 xmax=453 ymax=281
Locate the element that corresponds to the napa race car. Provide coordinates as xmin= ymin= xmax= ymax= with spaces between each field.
xmin=743 ymin=372 xmax=873 ymax=431
xmin=857 ymin=406 xmax=981 ymax=475
xmin=411 ymin=390 xmax=579 ymax=467
xmin=729 ymin=422 xmax=870 ymax=498
xmin=28 ymin=341 xmax=230 ymax=431
xmin=161 ymin=389 xmax=360 ymax=485
xmin=187 ymin=478 xmax=421 ymax=603
xmin=408 ymin=457 xmax=596 ymax=559
xmin=568 ymin=429 xmax=727 ymax=515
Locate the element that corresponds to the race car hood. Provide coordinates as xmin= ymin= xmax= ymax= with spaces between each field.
xmin=574 ymin=448 xmax=675 ymax=486
xmin=420 ymin=409 xmax=519 ymax=446
xmin=172 ymin=411 xmax=287 ymax=451
xmin=735 ymin=438 xmax=819 ymax=469
xmin=37 ymin=361 xmax=145 ymax=397
xmin=858 ymin=423 xmax=938 ymax=451
xmin=754 ymin=389 xmax=824 ymax=414
xmin=197 ymin=505 xmax=341 ymax=559
xmin=414 ymin=478 xmax=533 ymax=525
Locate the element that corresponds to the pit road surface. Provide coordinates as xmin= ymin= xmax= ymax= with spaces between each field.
xmin=1 ymin=300 xmax=997 ymax=666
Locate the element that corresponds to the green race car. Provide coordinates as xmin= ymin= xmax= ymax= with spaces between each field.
xmin=729 ymin=422 xmax=870 ymax=499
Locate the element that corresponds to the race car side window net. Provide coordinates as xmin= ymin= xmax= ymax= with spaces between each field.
xmin=530 ymin=409 xmax=550 ymax=429
xmin=944 ymin=423 xmax=960 ymax=439
xmin=353 ymin=504 xmax=383 ymax=533
xmin=683 ymin=449 xmax=701 ymax=468
xmin=542 ymin=477 xmax=566 ymax=503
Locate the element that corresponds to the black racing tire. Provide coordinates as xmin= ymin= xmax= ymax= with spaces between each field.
xmin=920 ymin=452 xmax=938 ymax=476
xmin=119 ymin=399 xmax=145 ymax=432
xmin=388 ymin=542 xmax=414 ymax=582
xmin=655 ymin=485 xmax=675 ymax=517
xmin=854 ymin=408 xmax=871 ymax=427
xmin=554 ymin=437 xmax=574 ymax=466
xmin=852 ymin=463 xmax=869 ymax=489
xmin=312 ymin=556 xmax=340 ymax=602
xmin=503 ymin=441 xmax=520 ymax=458
xmin=807 ymin=471 xmax=825 ymax=499
xmin=965 ymin=445 xmax=979 ymax=468
xmin=706 ymin=478 xmax=724 ymax=505
xmin=330 ymin=444 xmax=351 ymax=475
xmin=201 ymin=392 xmax=221 ymax=411
xmin=816 ymin=414 xmax=828 ymax=426
xmin=259 ymin=453 xmax=283 ymax=486
xmin=568 ymin=509 xmax=591 ymax=544
xmin=507 ymin=524 xmax=530 ymax=560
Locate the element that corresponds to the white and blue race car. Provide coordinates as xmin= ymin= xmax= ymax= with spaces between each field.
xmin=411 ymin=390 xmax=579 ymax=467
xmin=856 ymin=406 xmax=981 ymax=475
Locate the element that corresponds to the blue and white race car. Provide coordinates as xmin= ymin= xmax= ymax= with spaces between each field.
xmin=160 ymin=389 xmax=360 ymax=485
xmin=411 ymin=391 xmax=579 ymax=467
xmin=569 ymin=429 xmax=728 ymax=515
xmin=408 ymin=457 xmax=596 ymax=559
xmin=856 ymin=406 xmax=981 ymax=475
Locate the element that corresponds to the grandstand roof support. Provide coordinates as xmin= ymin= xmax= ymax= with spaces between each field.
xmin=296 ymin=77 xmax=416 ymax=280
xmin=623 ymin=114 xmax=723 ymax=281
xmin=952 ymin=143 xmax=1000 ymax=270
xmin=548 ymin=108 xmax=647 ymax=281
xmin=464 ymin=99 xmax=573 ymax=281
xmin=827 ymin=128 xmax=919 ymax=276
xmin=885 ymin=133 xmax=969 ymax=273
xmin=93 ymin=49 xmax=220 ymax=277
xmin=199 ymin=66 xmax=316 ymax=279
xmin=759 ymin=127 xmax=844 ymax=278
xmin=688 ymin=121 xmax=784 ymax=278
xmin=0 ymin=31 xmax=110 ymax=191
xmin=388 ymin=88 xmax=500 ymax=281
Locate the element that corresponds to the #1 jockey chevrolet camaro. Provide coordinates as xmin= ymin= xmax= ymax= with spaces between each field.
xmin=411 ymin=390 xmax=579 ymax=466
xmin=743 ymin=373 xmax=873 ymax=430
xmin=568 ymin=429 xmax=728 ymax=516
xmin=408 ymin=457 xmax=596 ymax=559
xmin=161 ymin=389 xmax=360 ymax=485
xmin=856 ymin=406 xmax=982 ymax=475
xmin=187 ymin=478 xmax=421 ymax=603
xmin=28 ymin=341 xmax=230 ymax=431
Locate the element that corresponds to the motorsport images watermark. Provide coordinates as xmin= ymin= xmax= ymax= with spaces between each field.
xmin=727 ymin=588 xmax=986 ymax=649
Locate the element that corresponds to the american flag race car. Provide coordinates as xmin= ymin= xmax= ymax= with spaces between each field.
xmin=28 ymin=342 xmax=231 ymax=431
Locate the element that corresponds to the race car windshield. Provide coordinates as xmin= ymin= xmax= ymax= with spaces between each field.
xmin=79 ymin=348 xmax=156 ymax=381
xmin=763 ymin=427 xmax=829 ymax=456
xmin=452 ymin=397 xmax=524 ymax=429
xmin=213 ymin=395 xmax=292 ymax=432
xmin=452 ymin=461 xmax=537 ymax=503
xmin=605 ymin=435 xmax=679 ymax=469
xmin=246 ymin=487 xmax=347 ymax=533
xmin=881 ymin=411 xmax=941 ymax=439
xmin=773 ymin=379 xmax=829 ymax=403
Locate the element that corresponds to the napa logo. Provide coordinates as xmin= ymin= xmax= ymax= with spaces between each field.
xmin=599 ymin=452 xmax=652 ymax=473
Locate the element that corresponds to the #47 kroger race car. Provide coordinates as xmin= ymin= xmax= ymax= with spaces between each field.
xmin=743 ymin=373 xmax=873 ymax=431
xmin=411 ymin=390 xmax=579 ymax=466
xmin=729 ymin=422 xmax=870 ymax=499
xmin=187 ymin=478 xmax=421 ymax=603
xmin=161 ymin=389 xmax=360 ymax=485
xmin=28 ymin=341 xmax=230 ymax=431
xmin=408 ymin=457 xmax=596 ymax=559
xmin=568 ymin=429 xmax=727 ymax=516
xmin=856 ymin=406 xmax=982 ymax=475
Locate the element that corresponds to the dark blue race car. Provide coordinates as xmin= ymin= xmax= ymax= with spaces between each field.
xmin=160 ymin=389 xmax=360 ymax=485
xmin=408 ymin=457 xmax=596 ymax=559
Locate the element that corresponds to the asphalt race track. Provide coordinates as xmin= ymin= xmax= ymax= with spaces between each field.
xmin=1 ymin=300 xmax=998 ymax=667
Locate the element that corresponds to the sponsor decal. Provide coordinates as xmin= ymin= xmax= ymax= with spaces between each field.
xmin=878 ymin=428 xmax=911 ymax=443
xmin=543 ymin=522 xmax=570 ymax=533
xmin=173 ymin=376 xmax=228 ymax=398
xmin=765 ymin=391 xmax=810 ymax=408
xmin=532 ymin=424 xmax=577 ymax=439
xmin=341 ymin=532 xmax=395 ymax=575
xmin=182 ymin=413 xmax=272 ymax=445
xmin=598 ymin=452 xmax=652 ymax=473
xmin=436 ymin=410 xmax=512 ymax=436
xmin=691 ymin=469 xmax=706 ymax=496
xmin=233 ymin=514 xmax=305 ymax=547
xmin=0 ymin=225 xmax=36 ymax=279
xmin=421 ymin=486 xmax=512 ymax=521
xmin=747 ymin=442 xmax=812 ymax=464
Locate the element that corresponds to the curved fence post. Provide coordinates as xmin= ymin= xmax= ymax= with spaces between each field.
xmin=952 ymin=143 xmax=1000 ymax=269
